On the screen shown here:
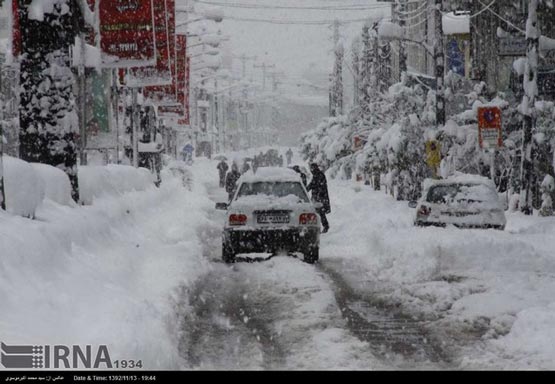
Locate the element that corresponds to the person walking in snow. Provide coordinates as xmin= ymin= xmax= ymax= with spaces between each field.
xmin=225 ymin=163 xmax=241 ymax=201
xmin=217 ymin=159 xmax=229 ymax=188
xmin=286 ymin=148 xmax=293 ymax=166
xmin=307 ymin=163 xmax=331 ymax=233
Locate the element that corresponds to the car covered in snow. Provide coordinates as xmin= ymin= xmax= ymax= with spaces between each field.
xmin=412 ymin=175 xmax=507 ymax=230
xmin=216 ymin=167 xmax=321 ymax=264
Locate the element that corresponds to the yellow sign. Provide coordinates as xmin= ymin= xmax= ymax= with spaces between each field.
xmin=426 ymin=140 xmax=441 ymax=177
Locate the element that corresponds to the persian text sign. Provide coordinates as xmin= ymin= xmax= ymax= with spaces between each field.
xmin=478 ymin=106 xmax=503 ymax=149
xmin=144 ymin=0 xmax=177 ymax=104
xmin=184 ymin=57 xmax=190 ymax=125
xmin=126 ymin=0 xmax=172 ymax=87
xmin=99 ymin=0 xmax=156 ymax=68
xmin=12 ymin=0 xmax=21 ymax=57
xmin=176 ymin=35 xmax=188 ymax=118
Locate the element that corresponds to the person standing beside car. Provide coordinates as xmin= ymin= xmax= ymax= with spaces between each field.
xmin=217 ymin=159 xmax=229 ymax=188
xmin=225 ymin=162 xmax=241 ymax=201
xmin=307 ymin=163 xmax=331 ymax=233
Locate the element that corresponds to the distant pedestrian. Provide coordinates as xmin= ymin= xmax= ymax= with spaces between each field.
xmin=279 ymin=155 xmax=284 ymax=167
xmin=182 ymin=143 xmax=194 ymax=164
xmin=226 ymin=163 xmax=241 ymax=201
xmin=307 ymin=163 xmax=331 ymax=233
xmin=286 ymin=148 xmax=293 ymax=166
xmin=217 ymin=159 xmax=229 ymax=188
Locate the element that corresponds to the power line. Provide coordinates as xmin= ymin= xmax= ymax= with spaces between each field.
xmin=192 ymin=0 xmax=391 ymax=11
xmin=222 ymin=15 xmax=376 ymax=25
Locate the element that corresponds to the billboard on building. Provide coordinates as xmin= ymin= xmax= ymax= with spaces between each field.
xmin=144 ymin=0 xmax=178 ymax=105
xmin=97 ymin=0 xmax=156 ymax=68
xmin=126 ymin=0 xmax=172 ymax=87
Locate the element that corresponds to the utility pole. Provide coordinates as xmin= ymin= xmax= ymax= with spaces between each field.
xmin=254 ymin=62 xmax=276 ymax=91
xmin=112 ymin=69 xmax=121 ymax=164
xmin=268 ymin=71 xmax=284 ymax=92
xmin=131 ymin=87 xmax=139 ymax=168
xmin=330 ymin=19 xmax=344 ymax=116
xmin=434 ymin=0 xmax=446 ymax=127
xmin=397 ymin=0 xmax=407 ymax=78
xmin=0 ymin=74 xmax=5 ymax=210
xmin=520 ymin=0 xmax=540 ymax=215
xmin=78 ymin=35 xmax=87 ymax=166
xmin=238 ymin=54 xmax=256 ymax=78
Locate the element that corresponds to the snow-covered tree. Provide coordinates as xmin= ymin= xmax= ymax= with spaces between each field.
xmin=519 ymin=0 xmax=541 ymax=215
xmin=18 ymin=0 xmax=84 ymax=202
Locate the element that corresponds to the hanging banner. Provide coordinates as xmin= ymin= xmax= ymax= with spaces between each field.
xmin=12 ymin=0 xmax=21 ymax=57
xmin=478 ymin=106 xmax=503 ymax=149
xmin=126 ymin=0 xmax=172 ymax=87
xmin=183 ymin=56 xmax=190 ymax=125
xmin=175 ymin=34 xmax=188 ymax=115
xmin=98 ymin=0 xmax=156 ymax=68
xmin=144 ymin=0 xmax=178 ymax=105
xmin=159 ymin=34 xmax=187 ymax=117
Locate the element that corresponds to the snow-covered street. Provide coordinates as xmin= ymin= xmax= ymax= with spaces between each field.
xmin=178 ymin=157 xmax=555 ymax=370
xmin=2 ymin=155 xmax=555 ymax=370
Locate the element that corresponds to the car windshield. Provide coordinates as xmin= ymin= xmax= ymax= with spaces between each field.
xmin=427 ymin=183 xmax=498 ymax=206
xmin=237 ymin=181 xmax=309 ymax=202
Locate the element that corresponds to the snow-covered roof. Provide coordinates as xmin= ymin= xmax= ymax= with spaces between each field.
xmin=423 ymin=173 xmax=496 ymax=192
xmin=442 ymin=12 xmax=470 ymax=35
xmin=240 ymin=167 xmax=302 ymax=183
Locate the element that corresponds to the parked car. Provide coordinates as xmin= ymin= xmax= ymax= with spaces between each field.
xmin=411 ymin=175 xmax=507 ymax=230
xmin=215 ymin=167 xmax=321 ymax=264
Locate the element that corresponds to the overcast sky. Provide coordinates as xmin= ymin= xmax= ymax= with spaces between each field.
xmin=183 ymin=0 xmax=391 ymax=83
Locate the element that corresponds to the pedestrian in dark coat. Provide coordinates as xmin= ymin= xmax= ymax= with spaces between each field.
xmin=217 ymin=160 xmax=229 ymax=188
xmin=307 ymin=163 xmax=331 ymax=233
xmin=225 ymin=163 xmax=241 ymax=201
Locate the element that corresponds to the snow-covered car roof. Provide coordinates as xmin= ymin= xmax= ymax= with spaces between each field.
xmin=239 ymin=167 xmax=303 ymax=183
xmin=422 ymin=173 xmax=496 ymax=193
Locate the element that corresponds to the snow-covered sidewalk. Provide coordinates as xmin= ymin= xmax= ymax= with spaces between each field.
xmin=0 ymin=164 xmax=213 ymax=369
xmin=322 ymin=180 xmax=555 ymax=369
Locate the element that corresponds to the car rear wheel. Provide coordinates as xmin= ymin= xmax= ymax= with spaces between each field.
xmin=222 ymin=242 xmax=236 ymax=263
xmin=303 ymin=246 xmax=319 ymax=264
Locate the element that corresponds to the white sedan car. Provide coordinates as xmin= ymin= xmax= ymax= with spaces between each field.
xmin=412 ymin=175 xmax=506 ymax=230
xmin=216 ymin=167 xmax=321 ymax=264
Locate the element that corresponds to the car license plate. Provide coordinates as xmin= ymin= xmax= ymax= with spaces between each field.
xmin=257 ymin=214 xmax=289 ymax=224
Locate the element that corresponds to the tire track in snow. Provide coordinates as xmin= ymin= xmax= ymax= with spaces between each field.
xmin=319 ymin=260 xmax=454 ymax=369
xmin=177 ymin=180 xmax=383 ymax=370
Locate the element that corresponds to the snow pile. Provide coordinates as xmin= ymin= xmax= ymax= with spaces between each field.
xmin=3 ymin=156 xmax=45 ymax=217
xmin=377 ymin=20 xmax=405 ymax=41
xmin=0 ymin=164 xmax=213 ymax=369
xmin=31 ymin=163 xmax=74 ymax=206
xmin=79 ymin=164 xmax=155 ymax=205
xmin=27 ymin=0 xmax=64 ymax=21
xmin=240 ymin=166 xmax=302 ymax=183
xmin=325 ymin=179 xmax=555 ymax=368
xmin=442 ymin=12 xmax=470 ymax=35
